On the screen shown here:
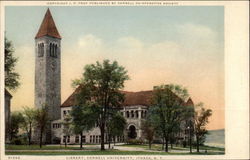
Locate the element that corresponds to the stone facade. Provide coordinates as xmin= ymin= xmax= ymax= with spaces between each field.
xmin=51 ymin=105 xmax=148 ymax=144
xmin=35 ymin=36 xmax=61 ymax=120
xmin=34 ymin=9 xmax=61 ymax=143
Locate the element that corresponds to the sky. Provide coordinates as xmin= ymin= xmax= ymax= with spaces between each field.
xmin=5 ymin=6 xmax=224 ymax=130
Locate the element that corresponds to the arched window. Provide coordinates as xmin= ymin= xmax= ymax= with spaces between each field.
xmin=135 ymin=110 xmax=139 ymax=118
xmin=126 ymin=111 xmax=130 ymax=118
xmin=131 ymin=111 xmax=134 ymax=118
xmin=50 ymin=43 xmax=52 ymax=57
xmin=54 ymin=44 xmax=57 ymax=58
xmin=141 ymin=111 xmax=144 ymax=118
xmin=41 ymin=43 xmax=44 ymax=56
xmin=52 ymin=44 xmax=55 ymax=57
xmin=38 ymin=43 xmax=44 ymax=57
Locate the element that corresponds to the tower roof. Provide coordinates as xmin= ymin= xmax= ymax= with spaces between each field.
xmin=185 ymin=97 xmax=194 ymax=106
xmin=35 ymin=8 xmax=61 ymax=39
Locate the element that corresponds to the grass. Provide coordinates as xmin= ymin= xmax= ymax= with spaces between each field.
xmin=5 ymin=150 xmax=225 ymax=155
xmin=5 ymin=144 xmax=96 ymax=150
xmin=121 ymin=144 xmax=224 ymax=151
xmin=5 ymin=144 xmax=225 ymax=155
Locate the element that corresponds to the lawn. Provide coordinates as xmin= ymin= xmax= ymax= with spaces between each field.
xmin=5 ymin=150 xmax=224 ymax=155
xmin=5 ymin=144 xmax=225 ymax=155
xmin=5 ymin=144 xmax=96 ymax=150
xmin=121 ymin=144 xmax=224 ymax=152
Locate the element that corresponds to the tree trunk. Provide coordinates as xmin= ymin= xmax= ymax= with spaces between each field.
xmin=113 ymin=136 xmax=116 ymax=146
xmin=149 ymin=141 xmax=152 ymax=150
xmin=39 ymin=129 xmax=43 ymax=148
xmin=108 ymin=134 xmax=111 ymax=149
xmin=65 ymin=139 xmax=67 ymax=148
xmin=165 ymin=136 xmax=169 ymax=152
xmin=196 ymin=135 xmax=199 ymax=152
xmin=100 ymin=124 xmax=105 ymax=150
xmin=162 ymin=137 xmax=165 ymax=150
xmin=80 ymin=132 xmax=83 ymax=149
xmin=28 ymin=123 xmax=32 ymax=145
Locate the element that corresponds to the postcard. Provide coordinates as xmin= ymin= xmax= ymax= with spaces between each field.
xmin=1 ymin=1 xmax=249 ymax=160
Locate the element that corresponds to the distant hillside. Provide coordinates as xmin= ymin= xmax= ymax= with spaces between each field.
xmin=204 ymin=129 xmax=225 ymax=148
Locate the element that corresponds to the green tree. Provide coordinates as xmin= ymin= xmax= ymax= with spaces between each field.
xmin=5 ymin=37 xmax=20 ymax=90
xmin=71 ymin=85 xmax=100 ymax=149
xmin=73 ymin=60 xmax=129 ymax=150
xmin=107 ymin=112 xmax=126 ymax=148
xmin=34 ymin=106 xmax=49 ymax=148
xmin=141 ymin=118 xmax=155 ymax=150
xmin=21 ymin=107 xmax=36 ymax=145
xmin=9 ymin=111 xmax=25 ymax=141
xmin=151 ymin=84 xmax=194 ymax=152
xmin=194 ymin=103 xmax=212 ymax=152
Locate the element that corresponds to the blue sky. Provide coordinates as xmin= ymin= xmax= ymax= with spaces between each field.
xmin=5 ymin=6 xmax=224 ymax=129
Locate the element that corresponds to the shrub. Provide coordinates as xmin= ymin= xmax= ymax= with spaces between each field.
xmin=127 ymin=139 xmax=143 ymax=145
xmin=10 ymin=138 xmax=22 ymax=145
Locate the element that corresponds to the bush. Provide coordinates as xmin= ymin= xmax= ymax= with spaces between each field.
xmin=10 ymin=138 xmax=22 ymax=145
xmin=52 ymin=137 xmax=61 ymax=144
xmin=127 ymin=139 xmax=143 ymax=145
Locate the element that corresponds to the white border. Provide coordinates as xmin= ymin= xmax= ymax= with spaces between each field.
xmin=0 ymin=1 xmax=249 ymax=160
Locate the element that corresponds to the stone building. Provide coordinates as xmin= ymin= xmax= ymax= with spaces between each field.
xmin=34 ymin=9 xmax=194 ymax=145
xmin=34 ymin=8 xmax=61 ymax=143
xmin=51 ymin=89 xmax=194 ymax=144
xmin=5 ymin=89 xmax=12 ymax=143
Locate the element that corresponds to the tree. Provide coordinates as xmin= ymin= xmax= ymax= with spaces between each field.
xmin=5 ymin=37 xmax=20 ymax=90
xmin=73 ymin=59 xmax=129 ymax=150
xmin=9 ymin=111 xmax=25 ymax=141
xmin=150 ymin=84 xmax=194 ymax=152
xmin=194 ymin=103 xmax=212 ymax=152
xmin=34 ymin=106 xmax=49 ymax=148
xmin=62 ymin=114 xmax=72 ymax=147
xmin=21 ymin=107 xmax=36 ymax=145
xmin=71 ymin=85 xmax=101 ymax=149
xmin=107 ymin=112 xmax=126 ymax=148
xmin=141 ymin=118 xmax=155 ymax=149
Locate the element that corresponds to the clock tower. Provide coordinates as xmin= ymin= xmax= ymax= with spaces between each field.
xmin=35 ymin=8 xmax=61 ymax=143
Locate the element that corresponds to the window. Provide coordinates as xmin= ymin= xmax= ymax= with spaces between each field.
xmin=93 ymin=135 xmax=95 ymax=143
xmin=75 ymin=136 xmax=79 ymax=143
xmin=63 ymin=110 xmax=67 ymax=115
xmin=96 ymin=135 xmax=98 ymax=143
xmin=90 ymin=135 xmax=92 ymax=143
xmin=82 ymin=136 xmax=86 ymax=143
xmin=55 ymin=44 xmax=57 ymax=58
xmin=135 ymin=110 xmax=139 ymax=118
xmin=38 ymin=43 xmax=44 ymax=57
xmin=67 ymin=136 xmax=70 ymax=143
xmin=63 ymin=136 xmax=66 ymax=143
xmin=131 ymin=111 xmax=134 ymax=118
xmin=50 ymin=43 xmax=52 ymax=56
xmin=126 ymin=111 xmax=129 ymax=118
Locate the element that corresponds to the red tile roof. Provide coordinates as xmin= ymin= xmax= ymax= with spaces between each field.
xmin=61 ymin=87 xmax=193 ymax=108
xmin=35 ymin=8 xmax=61 ymax=39
xmin=185 ymin=98 xmax=194 ymax=106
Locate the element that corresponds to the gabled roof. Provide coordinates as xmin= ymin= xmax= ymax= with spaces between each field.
xmin=61 ymin=87 xmax=192 ymax=108
xmin=35 ymin=8 xmax=61 ymax=39
xmin=185 ymin=97 xmax=194 ymax=106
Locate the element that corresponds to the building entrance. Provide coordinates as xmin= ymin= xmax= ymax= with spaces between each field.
xmin=128 ymin=125 xmax=137 ymax=139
